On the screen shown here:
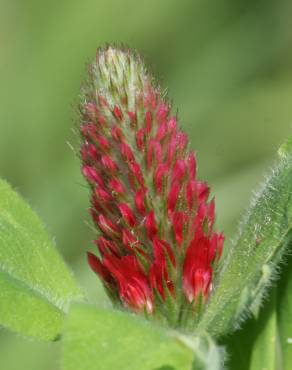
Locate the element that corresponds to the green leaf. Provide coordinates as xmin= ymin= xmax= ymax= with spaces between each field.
xmin=222 ymin=244 xmax=292 ymax=370
xmin=249 ymin=289 xmax=277 ymax=370
xmin=198 ymin=153 xmax=292 ymax=337
xmin=222 ymin=287 xmax=279 ymax=370
xmin=0 ymin=179 xmax=83 ymax=340
xmin=278 ymin=136 xmax=292 ymax=159
xmin=62 ymin=304 xmax=223 ymax=370
xmin=277 ymin=247 xmax=292 ymax=370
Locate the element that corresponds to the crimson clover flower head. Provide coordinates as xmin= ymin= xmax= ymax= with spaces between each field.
xmin=80 ymin=46 xmax=224 ymax=327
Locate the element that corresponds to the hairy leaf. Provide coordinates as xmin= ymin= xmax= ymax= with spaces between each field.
xmin=62 ymin=304 xmax=223 ymax=370
xmin=198 ymin=154 xmax=292 ymax=337
xmin=0 ymin=179 xmax=83 ymax=340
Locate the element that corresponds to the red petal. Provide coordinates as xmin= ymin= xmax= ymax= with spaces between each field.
xmin=149 ymin=238 xmax=175 ymax=299
xmin=127 ymin=111 xmax=137 ymax=125
xmin=103 ymin=255 xmax=153 ymax=313
xmin=144 ymin=90 xmax=157 ymax=110
xmin=147 ymin=140 xmax=162 ymax=168
xmin=187 ymin=152 xmax=197 ymax=179
xmin=136 ymin=129 xmax=145 ymax=150
xmin=134 ymin=189 xmax=147 ymax=215
xmin=87 ymin=252 xmax=112 ymax=284
xmin=154 ymin=238 xmax=176 ymax=267
xmin=108 ymin=178 xmax=124 ymax=195
xmin=145 ymin=210 xmax=158 ymax=239
xmin=186 ymin=180 xmax=196 ymax=210
xmin=122 ymin=229 xmax=138 ymax=251
xmin=101 ymin=155 xmax=118 ymax=172
xmin=176 ymin=132 xmax=188 ymax=152
xmin=129 ymin=161 xmax=145 ymax=187
xmin=120 ymin=142 xmax=135 ymax=162
xmin=97 ymin=214 xmax=120 ymax=237
xmin=173 ymin=211 xmax=188 ymax=246
xmin=172 ymin=159 xmax=187 ymax=182
xmin=111 ymin=126 xmax=123 ymax=141
xmin=167 ymin=181 xmax=181 ymax=216
xmin=182 ymin=235 xmax=213 ymax=302
xmin=167 ymin=117 xmax=177 ymax=132
xmin=154 ymin=163 xmax=169 ymax=194
xmin=94 ymin=237 xmax=120 ymax=256
xmin=97 ymin=135 xmax=110 ymax=151
xmin=80 ymin=123 xmax=98 ymax=140
xmin=113 ymin=105 xmax=123 ymax=121
xmin=95 ymin=186 xmax=111 ymax=203
xmin=167 ymin=133 xmax=178 ymax=164
xmin=209 ymin=233 xmax=224 ymax=262
xmin=183 ymin=267 xmax=212 ymax=303
xmin=196 ymin=181 xmax=210 ymax=202
xmin=82 ymin=165 xmax=104 ymax=187
xmin=145 ymin=111 xmax=152 ymax=133
xmin=156 ymin=121 xmax=167 ymax=141
xmin=118 ymin=203 xmax=137 ymax=227
xmin=156 ymin=103 xmax=169 ymax=123
xmin=98 ymin=115 xmax=106 ymax=125
xmin=81 ymin=143 xmax=98 ymax=162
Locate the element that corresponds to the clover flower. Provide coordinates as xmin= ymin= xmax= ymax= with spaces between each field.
xmin=80 ymin=47 xmax=224 ymax=327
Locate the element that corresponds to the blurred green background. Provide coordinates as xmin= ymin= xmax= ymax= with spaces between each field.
xmin=1 ymin=0 xmax=292 ymax=369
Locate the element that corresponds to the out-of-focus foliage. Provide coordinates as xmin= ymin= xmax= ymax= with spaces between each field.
xmin=0 ymin=0 xmax=292 ymax=369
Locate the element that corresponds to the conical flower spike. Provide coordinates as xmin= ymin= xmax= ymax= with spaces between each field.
xmin=80 ymin=46 xmax=224 ymax=328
